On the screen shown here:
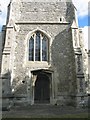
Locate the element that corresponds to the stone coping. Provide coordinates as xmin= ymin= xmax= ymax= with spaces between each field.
xmin=15 ymin=21 xmax=70 ymax=24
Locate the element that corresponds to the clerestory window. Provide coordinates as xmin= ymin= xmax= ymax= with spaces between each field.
xmin=29 ymin=31 xmax=49 ymax=61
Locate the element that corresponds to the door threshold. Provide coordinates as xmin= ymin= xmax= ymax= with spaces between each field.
xmin=34 ymin=103 xmax=50 ymax=105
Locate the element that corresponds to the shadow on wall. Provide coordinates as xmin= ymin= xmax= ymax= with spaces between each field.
xmin=51 ymin=27 xmax=77 ymax=106
xmin=0 ymin=26 xmax=6 ymax=73
xmin=1 ymin=70 xmax=13 ymax=111
xmin=2 ymin=70 xmax=28 ymax=111
xmin=1 ymin=70 xmax=27 ymax=96
xmin=12 ymin=76 xmax=27 ymax=96
xmin=1 ymin=70 xmax=11 ymax=97
xmin=1 ymin=70 xmax=26 ymax=111
xmin=65 ymin=2 xmax=75 ymax=24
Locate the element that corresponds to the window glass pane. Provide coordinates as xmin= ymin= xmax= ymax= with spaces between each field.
xmin=29 ymin=36 xmax=34 ymax=61
xmin=42 ymin=36 xmax=47 ymax=61
xmin=35 ymin=31 xmax=40 ymax=61
xmin=28 ymin=31 xmax=48 ymax=62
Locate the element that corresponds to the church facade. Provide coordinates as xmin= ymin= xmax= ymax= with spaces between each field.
xmin=1 ymin=0 xmax=89 ymax=106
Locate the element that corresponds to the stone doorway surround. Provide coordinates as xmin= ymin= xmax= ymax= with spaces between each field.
xmin=27 ymin=69 xmax=54 ymax=105
xmin=34 ymin=72 xmax=50 ymax=103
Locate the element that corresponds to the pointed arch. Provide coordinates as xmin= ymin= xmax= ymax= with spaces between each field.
xmin=26 ymin=29 xmax=51 ymax=62
xmin=26 ymin=28 xmax=51 ymax=40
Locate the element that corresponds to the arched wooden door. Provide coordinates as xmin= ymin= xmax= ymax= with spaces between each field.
xmin=34 ymin=73 xmax=50 ymax=103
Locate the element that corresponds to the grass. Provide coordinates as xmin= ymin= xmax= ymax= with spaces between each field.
xmin=59 ymin=113 xmax=88 ymax=118
xmin=2 ymin=113 xmax=89 ymax=119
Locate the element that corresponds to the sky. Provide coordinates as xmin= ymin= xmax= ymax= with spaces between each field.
xmin=0 ymin=0 xmax=90 ymax=50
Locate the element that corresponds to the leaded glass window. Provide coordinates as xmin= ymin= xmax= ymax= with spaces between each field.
xmin=42 ymin=36 xmax=47 ymax=61
xmin=29 ymin=31 xmax=48 ymax=61
xmin=35 ymin=31 xmax=40 ymax=61
xmin=29 ymin=36 xmax=34 ymax=61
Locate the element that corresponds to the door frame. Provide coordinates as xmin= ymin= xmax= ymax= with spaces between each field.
xmin=30 ymin=69 xmax=54 ymax=104
xmin=34 ymin=72 xmax=50 ymax=103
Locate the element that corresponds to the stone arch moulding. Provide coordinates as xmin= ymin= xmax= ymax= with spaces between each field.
xmin=26 ymin=28 xmax=52 ymax=41
xmin=29 ymin=69 xmax=55 ymax=105
xmin=24 ymin=28 xmax=52 ymax=65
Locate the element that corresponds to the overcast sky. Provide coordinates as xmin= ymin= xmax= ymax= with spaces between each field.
xmin=0 ymin=0 xmax=90 ymax=50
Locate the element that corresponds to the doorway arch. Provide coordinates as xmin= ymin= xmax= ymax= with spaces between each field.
xmin=34 ymin=72 xmax=50 ymax=103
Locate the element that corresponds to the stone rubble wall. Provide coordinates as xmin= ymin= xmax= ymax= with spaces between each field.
xmin=1 ymin=1 xmax=78 ymax=105
xmin=12 ymin=23 xmax=77 ymax=97
xmin=7 ymin=1 xmax=75 ymax=24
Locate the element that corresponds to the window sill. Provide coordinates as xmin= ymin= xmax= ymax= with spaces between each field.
xmin=25 ymin=61 xmax=51 ymax=68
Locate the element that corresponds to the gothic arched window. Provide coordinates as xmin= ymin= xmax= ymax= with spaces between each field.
xmin=29 ymin=31 xmax=48 ymax=61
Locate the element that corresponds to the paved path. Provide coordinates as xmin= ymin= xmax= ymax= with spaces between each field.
xmin=2 ymin=104 xmax=89 ymax=118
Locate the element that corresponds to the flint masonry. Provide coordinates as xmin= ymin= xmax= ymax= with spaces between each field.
xmin=0 ymin=0 xmax=89 ymax=106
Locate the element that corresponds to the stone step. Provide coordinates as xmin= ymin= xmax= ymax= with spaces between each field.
xmin=11 ymin=103 xmax=75 ymax=111
xmin=11 ymin=104 xmax=58 ymax=110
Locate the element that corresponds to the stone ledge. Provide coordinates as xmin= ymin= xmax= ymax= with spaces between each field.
xmin=15 ymin=21 xmax=70 ymax=24
xmin=77 ymin=73 xmax=84 ymax=78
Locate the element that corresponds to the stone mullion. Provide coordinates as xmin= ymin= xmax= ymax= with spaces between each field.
xmin=34 ymin=34 xmax=36 ymax=61
xmin=40 ymin=34 xmax=42 ymax=61
xmin=47 ymin=39 xmax=49 ymax=62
